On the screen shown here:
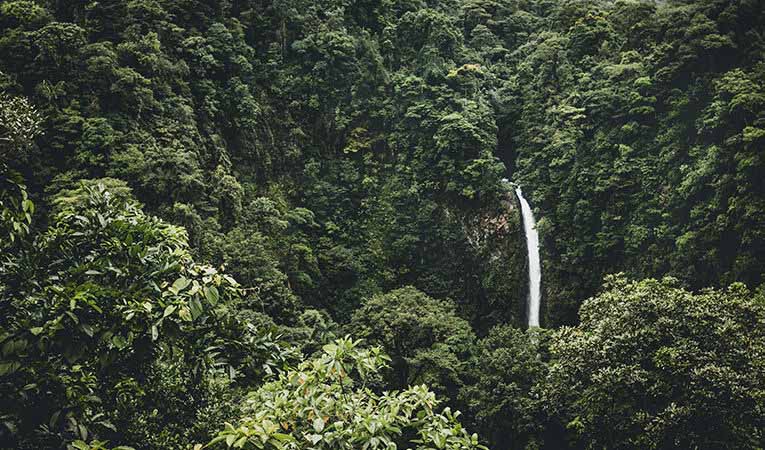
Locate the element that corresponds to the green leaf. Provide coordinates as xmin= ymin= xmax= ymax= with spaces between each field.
xmin=151 ymin=324 xmax=159 ymax=341
xmin=178 ymin=306 xmax=192 ymax=322
xmin=171 ymin=277 xmax=191 ymax=294
xmin=322 ymin=343 xmax=337 ymax=355
xmin=0 ymin=362 xmax=20 ymax=376
xmin=204 ymin=286 xmax=219 ymax=305
xmin=81 ymin=324 xmax=94 ymax=337
xmin=163 ymin=304 xmax=177 ymax=318
xmin=112 ymin=335 xmax=127 ymax=349
xmin=272 ymin=433 xmax=295 ymax=442
xmin=189 ymin=298 xmax=203 ymax=320
xmin=69 ymin=441 xmax=89 ymax=450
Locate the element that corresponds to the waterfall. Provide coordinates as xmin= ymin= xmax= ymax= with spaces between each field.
xmin=515 ymin=187 xmax=541 ymax=328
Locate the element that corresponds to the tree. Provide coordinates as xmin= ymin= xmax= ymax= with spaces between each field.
xmin=0 ymin=180 xmax=293 ymax=449
xmin=209 ymin=336 xmax=486 ymax=450
xmin=0 ymin=91 xmax=41 ymax=247
xmin=349 ymin=287 xmax=476 ymax=402
xmin=460 ymin=326 xmax=549 ymax=450
xmin=544 ymin=275 xmax=765 ymax=449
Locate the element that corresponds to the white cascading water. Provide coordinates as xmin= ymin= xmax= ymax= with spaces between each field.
xmin=515 ymin=187 xmax=541 ymax=327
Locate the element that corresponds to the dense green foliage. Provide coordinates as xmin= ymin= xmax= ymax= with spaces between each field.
xmin=544 ymin=276 xmax=765 ymax=449
xmin=210 ymin=337 xmax=485 ymax=450
xmin=350 ymin=286 xmax=477 ymax=400
xmin=2 ymin=0 xmax=763 ymax=329
xmin=506 ymin=0 xmax=765 ymax=325
xmin=0 ymin=180 xmax=297 ymax=449
xmin=460 ymin=326 xmax=549 ymax=450
xmin=2 ymin=0 xmax=764 ymax=448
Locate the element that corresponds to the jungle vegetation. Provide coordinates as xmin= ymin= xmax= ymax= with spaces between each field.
xmin=1 ymin=0 xmax=764 ymax=448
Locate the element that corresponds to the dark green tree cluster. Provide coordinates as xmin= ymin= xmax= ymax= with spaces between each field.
xmin=340 ymin=276 xmax=765 ymax=450
xmin=3 ymin=0 xmax=763 ymax=329
xmin=498 ymin=0 xmax=765 ymax=325
xmin=481 ymin=276 xmax=765 ymax=450
xmin=0 ymin=0 xmax=523 ymax=331
xmin=543 ymin=276 xmax=765 ymax=449
xmin=0 ymin=177 xmax=298 ymax=449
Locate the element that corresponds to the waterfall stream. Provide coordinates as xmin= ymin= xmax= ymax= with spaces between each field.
xmin=515 ymin=187 xmax=541 ymax=327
